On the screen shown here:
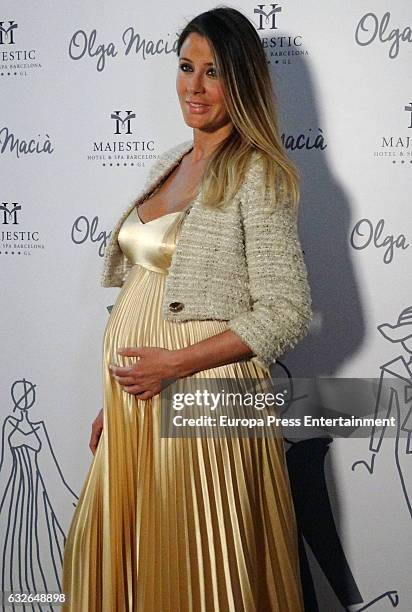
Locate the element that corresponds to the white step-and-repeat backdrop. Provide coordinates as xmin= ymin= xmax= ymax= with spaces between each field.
xmin=1 ymin=1 xmax=410 ymax=610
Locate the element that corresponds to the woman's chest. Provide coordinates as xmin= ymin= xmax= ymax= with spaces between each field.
xmin=138 ymin=159 xmax=205 ymax=222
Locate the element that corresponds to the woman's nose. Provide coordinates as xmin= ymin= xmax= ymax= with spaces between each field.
xmin=188 ymin=72 xmax=205 ymax=94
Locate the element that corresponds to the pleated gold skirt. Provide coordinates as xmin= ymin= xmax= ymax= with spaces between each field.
xmin=62 ymin=262 xmax=304 ymax=612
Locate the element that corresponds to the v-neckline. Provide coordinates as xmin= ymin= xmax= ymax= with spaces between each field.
xmin=134 ymin=207 xmax=182 ymax=225
xmin=135 ymin=144 xmax=196 ymax=225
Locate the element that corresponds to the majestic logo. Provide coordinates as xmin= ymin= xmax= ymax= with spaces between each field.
xmin=111 ymin=110 xmax=136 ymax=135
xmin=0 ymin=20 xmax=18 ymax=45
xmin=254 ymin=4 xmax=282 ymax=31
xmin=0 ymin=200 xmax=45 ymax=255
xmin=374 ymin=103 xmax=412 ymax=161
xmin=252 ymin=3 xmax=307 ymax=65
xmin=0 ymin=202 xmax=20 ymax=225
xmin=0 ymin=18 xmax=40 ymax=76
xmin=88 ymin=110 xmax=155 ymax=167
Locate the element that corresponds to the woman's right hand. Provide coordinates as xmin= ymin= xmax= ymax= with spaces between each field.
xmin=90 ymin=409 xmax=104 ymax=455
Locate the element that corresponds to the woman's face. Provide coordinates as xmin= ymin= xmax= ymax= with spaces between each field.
xmin=176 ymin=33 xmax=232 ymax=133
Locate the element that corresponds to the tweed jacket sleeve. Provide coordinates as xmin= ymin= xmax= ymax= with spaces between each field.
xmin=226 ymin=158 xmax=313 ymax=367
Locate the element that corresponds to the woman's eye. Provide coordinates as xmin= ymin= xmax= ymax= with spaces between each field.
xmin=178 ymin=63 xmax=217 ymax=78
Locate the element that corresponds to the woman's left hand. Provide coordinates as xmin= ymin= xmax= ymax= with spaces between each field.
xmin=109 ymin=346 xmax=178 ymax=400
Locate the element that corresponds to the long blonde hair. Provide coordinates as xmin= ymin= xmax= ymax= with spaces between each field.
xmin=177 ymin=6 xmax=300 ymax=212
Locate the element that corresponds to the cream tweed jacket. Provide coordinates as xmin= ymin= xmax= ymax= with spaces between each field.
xmin=101 ymin=139 xmax=313 ymax=370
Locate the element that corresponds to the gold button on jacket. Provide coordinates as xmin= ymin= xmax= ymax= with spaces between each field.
xmin=169 ymin=301 xmax=184 ymax=312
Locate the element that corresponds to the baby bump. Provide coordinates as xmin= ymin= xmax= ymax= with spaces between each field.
xmin=103 ymin=265 xmax=228 ymax=357
xmin=103 ymin=264 xmax=269 ymax=380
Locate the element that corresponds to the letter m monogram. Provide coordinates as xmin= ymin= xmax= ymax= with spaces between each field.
xmin=254 ymin=4 xmax=282 ymax=31
xmin=0 ymin=202 xmax=21 ymax=224
xmin=111 ymin=111 xmax=136 ymax=135
xmin=0 ymin=21 xmax=18 ymax=45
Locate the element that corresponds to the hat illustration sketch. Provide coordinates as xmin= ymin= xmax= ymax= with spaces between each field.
xmin=378 ymin=306 xmax=412 ymax=343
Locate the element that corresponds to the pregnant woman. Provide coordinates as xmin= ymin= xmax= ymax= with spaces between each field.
xmin=62 ymin=7 xmax=313 ymax=611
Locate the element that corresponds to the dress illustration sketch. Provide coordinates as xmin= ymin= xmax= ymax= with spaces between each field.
xmin=61 ymin=159 xmax=305 ymax=611
xmin=0 ymin=378 xmax=78 ymax=612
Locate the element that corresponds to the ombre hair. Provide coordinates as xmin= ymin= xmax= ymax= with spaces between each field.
xmin=177 ymin=6 xmax=300 ymax=212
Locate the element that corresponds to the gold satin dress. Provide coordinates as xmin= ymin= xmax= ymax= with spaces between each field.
xmin=62 ymin=204 xmax=304 ymax=612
